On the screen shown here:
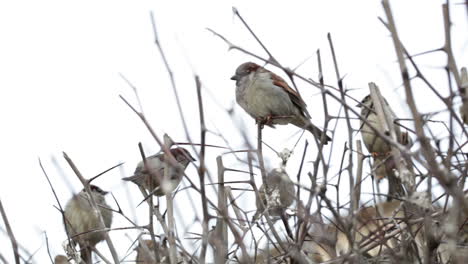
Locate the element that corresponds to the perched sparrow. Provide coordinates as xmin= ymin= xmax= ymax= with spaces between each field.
xmin=252 ymin=168 xmax=295 ymax=221
xmin=123 ymin=147 xmax=195 ymax=196
xmin=302 ymin=214 xmax=337 ymax=262
xmin=335 ymin=200 xmax=424 ymax=258
xmin=231 ymin=62 xmax=331 ymax=144
xmin=135 ymin=239 xmax=181 ymax=264
xmin=357 ymin=95 xmax=412 ymax=180
xmin=63 ymin=185 xmax=113 ymax=264
xmin=136 ymin=239 xmax=166 ymax=264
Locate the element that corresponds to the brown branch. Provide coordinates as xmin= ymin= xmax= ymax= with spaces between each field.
xmin=214 ymin=156 xmax=228 ymax=263
xmin=162 ymin=136 xmax=177 ymax=264
xmin=353 ymin=140 xmax=364 ymax=213
xmin=0 ymin=199 xmax=20 ymax=264
xmin=232 ymin=7 xmax=278 ymax=65
xmin=195 ymin=75 xmax=210 ymax=263
xmin=149 ymin=12 xmax=193 ymax=146
xmin=38 ymin=158 xmax=74 ymax=254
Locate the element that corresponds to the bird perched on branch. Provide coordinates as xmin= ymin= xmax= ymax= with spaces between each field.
xmin=357 ymin=94 xmax=412 ymax=180
xmin=123 ymin=147 xmax=195 ymax=196
xmin=63 ymin=185 xmax=113 ymax=264
xmin=135 ymin=239 xmax=169 ymax=264
xmin=335 ymin=200 xmax=424 ymax=259
xmin=231 ymin=62 xmax=331 ymax=144
xmin=252 ymin=168 xmax=295 ymax=221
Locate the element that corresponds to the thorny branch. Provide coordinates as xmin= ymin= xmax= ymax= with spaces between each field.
xmin=20 ymin=2 xmax=468 ymax=264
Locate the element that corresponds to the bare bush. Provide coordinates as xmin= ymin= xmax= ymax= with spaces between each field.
xmin=2 ymin=1 xmax=467 ymax=264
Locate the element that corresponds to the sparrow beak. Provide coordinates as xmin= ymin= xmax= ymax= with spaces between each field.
xmin=102 ymin=190 xmax=109 ymax=195
xmin=230 ymin=75 xmax=238 ymax=81
xmin=356 ymin=103 xmax=362 ymax=108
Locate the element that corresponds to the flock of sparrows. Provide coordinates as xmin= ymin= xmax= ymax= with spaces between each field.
xmin=61 ymin=62 xmax=412 ymax=263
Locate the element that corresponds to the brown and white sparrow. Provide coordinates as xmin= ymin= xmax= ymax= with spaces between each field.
xmin=135 ymin=239 xmax=169 ymax=264
xmin=252 ymin=168 xmax=295 ymax=221
xmin=302 ymin=200 xmax=427 ymax=262
xmin=135 ymin=238 xmax=188 ymax=263
xmin=231 ymin=62 xmax=331 ymax=144
xmin=122 ymin=147 xmax=195 ymax=196
xmin=357 ymin=95 xmax=412 ymax=180
xmin=335 ymin=200 xmax=425 ymax=259
xmin=63 ymin=185 xmax=113 ymax=264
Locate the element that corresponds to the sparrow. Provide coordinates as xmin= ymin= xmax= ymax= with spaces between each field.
xmin=357 ymin=95 xmax=412 ymax=180
xmin=231 ymin=62 xmax=331 ymax=144
xmin=123 ymin=147 xmax=195 ymax=196
xmin=335 ymin=200 xmax=418 ymax=258
xmin=135 ymin=239 xmax=169 ymax=264
xmin=63 ymin=185 xmax=113 ymax=264
xmin=252 ymin=168 xmax=295 ymax=221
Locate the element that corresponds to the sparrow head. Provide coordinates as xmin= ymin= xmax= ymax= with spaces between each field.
xmin=80 ymin=185 xmax=109 ymax=204
xmin=231 ymin=62 xmax=261 ymax=81
xmin=357 ymin=94 xmax=372 ymax=108
xmin=357 ymin=94 xmax=390 ymax=109
xmin=170 ymin=147 xmax=196 ymax=165
xmin=83 ymin=184 xmax=109 ymax=196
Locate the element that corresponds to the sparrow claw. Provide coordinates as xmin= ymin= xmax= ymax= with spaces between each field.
xmin=255 ymin=115 xmax=274 ymax=127
xmin=264 ymin=115 xmax=273 ymax=126
xmin=255 ymin=117 xmax=265 ymax=129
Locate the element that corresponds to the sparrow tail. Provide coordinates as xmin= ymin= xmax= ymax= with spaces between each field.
xmin=306 ymin=124 xmax=331 ymax=144
xmin=122 ymin=175 xmax=145 ymax=185
xmin=80 ymin=245 xmax=92 ymax=264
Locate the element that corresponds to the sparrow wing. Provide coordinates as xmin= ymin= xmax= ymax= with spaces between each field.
xmin=270 ymin=73 xmax=311 ymax=118
xmin=125 ymin=162 xmax=165 ymax=186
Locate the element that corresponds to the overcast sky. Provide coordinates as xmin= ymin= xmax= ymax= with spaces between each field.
xmin=0 ymin=0 xmax=467 ymax=263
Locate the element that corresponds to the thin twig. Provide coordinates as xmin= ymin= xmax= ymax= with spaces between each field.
xmin=0 ymin=199 xmax=20 ymax=264
xmin=195 ymin=75 xmax=210 ymax=264
xmin=214 ymin=156 xmax=228 ymax=263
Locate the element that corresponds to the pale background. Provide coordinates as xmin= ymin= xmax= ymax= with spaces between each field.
xmin=0 ymin=0 xmax=467 ymax=262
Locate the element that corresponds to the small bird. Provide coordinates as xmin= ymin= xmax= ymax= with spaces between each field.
xmin=63 ymin=185 xmax=113 ymax=264
xmin=335 ymin=201 xmax=407 ymax=257
xmin=357 ymin=95 xmax=412 ymax=180
xmin=135 ymin=239 xmax=169 ymax=264
xmin=123 ymin=147 xmax=195 ymax=196
xmin=252 ymin=168 xmax=295 ymax=221
xmin=231 ymin=62 xmax=331 ymax=144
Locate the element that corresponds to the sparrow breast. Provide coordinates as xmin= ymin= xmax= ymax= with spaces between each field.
xmin=236 ymin=71 xmax=297 ymax=123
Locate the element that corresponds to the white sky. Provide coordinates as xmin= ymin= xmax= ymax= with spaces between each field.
xmin=0 ymin=0 xmax=467 ymax=263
